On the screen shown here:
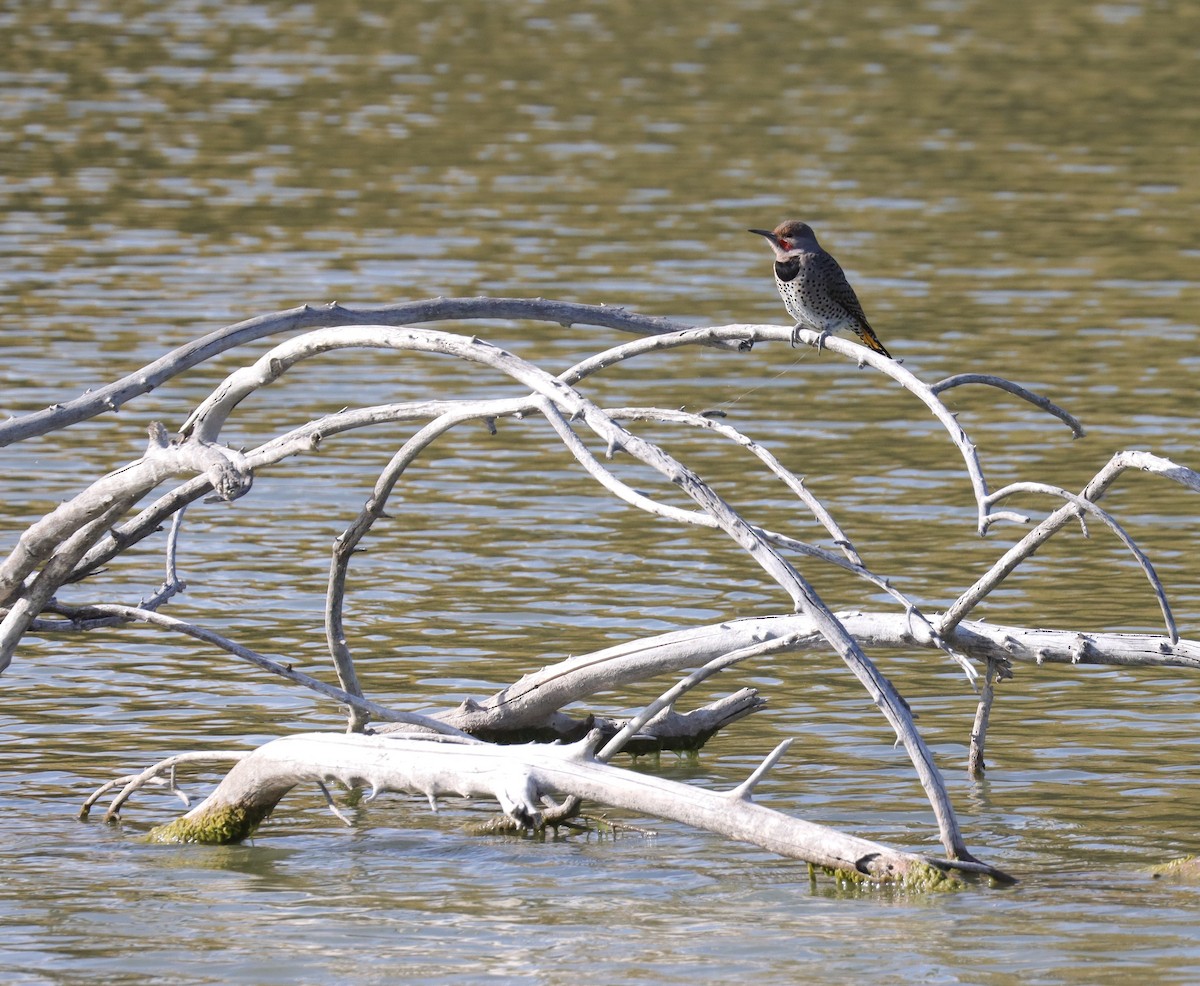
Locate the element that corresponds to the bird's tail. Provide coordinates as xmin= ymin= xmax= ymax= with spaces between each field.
xmin=856 ymin=326 xmax=893 ymax=359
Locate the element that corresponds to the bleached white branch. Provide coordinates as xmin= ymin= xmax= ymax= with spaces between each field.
xmin=940 ymin=451 xmax=1200 ymax=636
xmin=78 ymin=751 xmax=248 ymax=822
xmin=985 ymin=480 xmax=1176 ymax=642
xmin=561 ymin=324 xmax=1053 ymax=535
xmin=729 ymin=740 xmax=795 ymax=802
xmin=68 ymin=399 xmax=524 ymax=583
xmin=143 ymin=731 xmax=1008 ymax=885
xmin=4 ymin=295 xmax=1187 ymax=887
xmin=1 ymin=298 xmax=741 ymax=447
xmin=0 ymin=424 xmax=247 ymax=607
xmin=431 ymin=613 xmax=1200 ymax=742
xmin=932 ymin=373 xmax=1085 ymax=439
xmin=163 ymin=323 xmax=970 ymax=858
xmin=606 ymin=406 xmax=863 ymax=565
xmin=597 ymin=634 xmax=802 ymax=761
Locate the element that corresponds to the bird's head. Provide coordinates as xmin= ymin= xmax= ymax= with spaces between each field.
xmin=748 ymin=220 xmax=820 ymax=259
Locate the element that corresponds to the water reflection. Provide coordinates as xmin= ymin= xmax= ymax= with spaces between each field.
xmin=3 ymin=0 xmax=1200 ymax=982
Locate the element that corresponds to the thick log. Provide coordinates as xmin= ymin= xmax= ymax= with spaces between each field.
xmin=148 ymin=731 xmax=1003 ymax=888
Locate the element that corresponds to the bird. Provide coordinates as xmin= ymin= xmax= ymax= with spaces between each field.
xmin=748 ymin=220 xmax=893 ymax=358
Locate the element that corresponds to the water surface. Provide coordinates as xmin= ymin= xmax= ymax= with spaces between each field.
xmin=3 ymin=1 xmax=1200 ymax=983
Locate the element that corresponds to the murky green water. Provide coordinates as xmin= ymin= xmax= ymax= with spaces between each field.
xmin=3 ymin=1 xmax=1200 ymax=982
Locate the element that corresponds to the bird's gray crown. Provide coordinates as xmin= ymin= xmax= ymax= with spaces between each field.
xmin=772 ymin=220 xmax=820 ymax=250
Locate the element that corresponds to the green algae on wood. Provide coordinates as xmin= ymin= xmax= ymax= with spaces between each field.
xmin=1150 ymin=855 xmax=1200 ymax=881
xmin=816 ymin=860 xmax=963 ymax=891
xmin=147 ymin=801 xmax=274 ymax=845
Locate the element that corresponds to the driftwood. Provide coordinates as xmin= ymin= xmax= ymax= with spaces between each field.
xmin=4 ymin=297 xmax=1196 ymax=887
xmin=127 ymin=731 xmax=991 ymax=889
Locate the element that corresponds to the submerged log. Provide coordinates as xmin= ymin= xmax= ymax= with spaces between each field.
xmin=145 ymin=730 xmax=1007 ymax=888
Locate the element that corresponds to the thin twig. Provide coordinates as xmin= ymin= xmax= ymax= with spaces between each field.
xmin=932 ymin=373 xmax=1085 ymax=439
xmin=78 ymin=751 xmax=248 ymax=822
xmin=985 ymin=480 xmax=1176 ymax=642
xmin=45 ymin=601 xmax=479 ymax=738
xmin=606 ymin=406 xmax=864 ymax=566
xmin=940 ymin=452 xmax=1200 ymax=637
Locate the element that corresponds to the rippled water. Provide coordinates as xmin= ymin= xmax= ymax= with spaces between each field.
xmin=3 ymin=1 xmax=1200 ymax=983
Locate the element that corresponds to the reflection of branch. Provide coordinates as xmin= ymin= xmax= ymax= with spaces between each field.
xmin=940 ymin=451 xmax=1200 ymax=637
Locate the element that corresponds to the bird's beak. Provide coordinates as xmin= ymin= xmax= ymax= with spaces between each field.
xmin=748 ymin=227 xmax=786 ymax=259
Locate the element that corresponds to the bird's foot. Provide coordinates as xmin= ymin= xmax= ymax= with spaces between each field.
xmin=791 ymin=324 xmax=829 ymax=352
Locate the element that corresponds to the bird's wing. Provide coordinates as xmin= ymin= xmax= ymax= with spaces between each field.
xmin=820 ymin=254 xmax=871 ymax=328
xmin=820 ymin=253 xmax=892 ymax=357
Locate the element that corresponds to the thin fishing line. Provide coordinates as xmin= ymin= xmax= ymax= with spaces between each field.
xmin=714 ymin=349 xmax=808 ymax=411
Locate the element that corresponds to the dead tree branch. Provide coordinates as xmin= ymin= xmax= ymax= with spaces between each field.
xmin=6 ymin=297 xmax=1189 ymax=886
xmin=0 ymin=298 xmax=748 ymax=447
xmin=155 ymin=322 xmax=974 ymax=859
xmin=133 ymin=730 xmax=1010 ymax=886
xmin=939 ymin=451 xmax=1200 ymax=637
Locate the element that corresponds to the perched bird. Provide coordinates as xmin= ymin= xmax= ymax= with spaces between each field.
xmin=749 ymin=220 xmax=893 ymax=358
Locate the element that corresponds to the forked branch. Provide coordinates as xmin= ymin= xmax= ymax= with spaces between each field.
xmin=939 ymin=451 xmax=1200 ymax=637
xmin=7 ymin=298 xmax=1176 ymax=889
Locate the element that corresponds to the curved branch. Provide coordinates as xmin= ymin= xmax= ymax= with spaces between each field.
xmin=79 ymin=751 xmax=248 ymax=822
xmin=605 ymin=406 xmax=863 ymax=566
xmin=48 ymin=322 xmax=1078 ymax=590
xmin=0 ymin=424 xmax=249 ymax=607
xmin=162 ymin=323 xmax=972 ymax=859
xmin=0 ymin=499 xmax=132 ymax=673
xmin=0 ymin=298 xmax=744 ymax=447
xmin=67 ymin=399 xmax=522 ymax=583
xmin=561 ymin=324 xmax=1037 ymax=535
xmin=599 ymin=406 xmax=975 ymax=678
xmin=940 ymin=451 xmax=1200 ymax=636
xmin=598 ymin=634 xmax=803 ymax=761
xmin=932 ymin=373 xmax=1085 ymax=439
xmin=424 ymin=612 xmax=1200 ymax=747
xmin=324 ymin=400 xmax=541 ymax=731
xmin=985 ymin=480 xmax=1176 ymax=643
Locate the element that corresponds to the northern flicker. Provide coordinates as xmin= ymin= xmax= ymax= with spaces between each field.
xmin=749 ymin=220 xmax=893 ymax=358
